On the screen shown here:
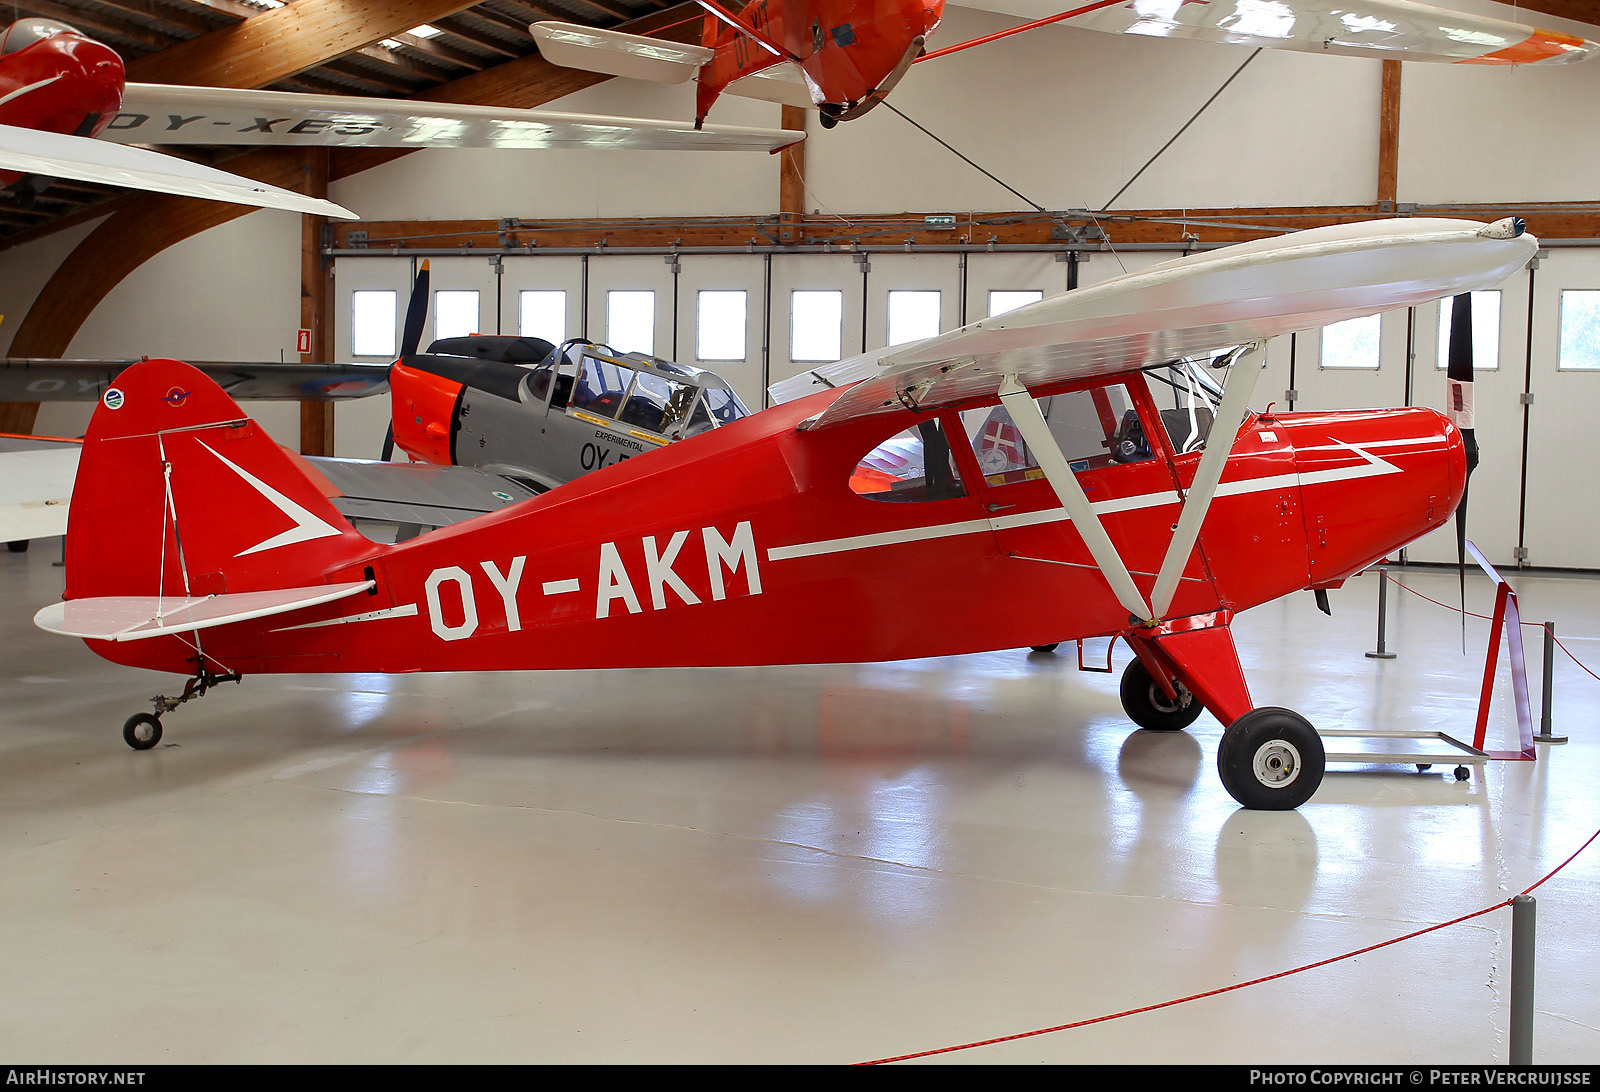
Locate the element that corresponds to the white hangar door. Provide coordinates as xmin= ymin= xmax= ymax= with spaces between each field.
xmin=864 ymin=253 xmax=961 ymax=355
xmin=768 ymin=253 xmax=867 ymax=403
xmin=674 ymin=254 xmax=768 ymax=410
xmin=501 ymin=256 xmax=585 ymax=349
xmin=333 ymin=255 xmax=412 ymax=459
xmin=421 ymin=256 xmax=500 ymax=343
xmin=1522 ymin=248 xmax=1600 ymax=570
xmin=585 ymin=255 xmax=675 ymax=363
xmin=1404 ymin=276 xmax=1529 ymax=568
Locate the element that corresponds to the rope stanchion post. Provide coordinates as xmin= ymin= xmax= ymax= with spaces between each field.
xmin=1536 ymin=622 xmax=1568 ymax=744
xmin=1366 ymin=565 xmax=1398 ymax=660
xmin=1510 ymin=895 xmax=1536 ymax=1064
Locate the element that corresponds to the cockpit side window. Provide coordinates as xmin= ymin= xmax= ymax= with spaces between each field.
xmin=618 ymin=371 xmax=696 ymax=435
xmin=572 ymin=357 xmax=635 ymax=419
xmin=1 ymin=19 xmax=76 ymax=56
xmin=701 ymin=387 xmax=748 ymax=425
xmin=1142 ymin=361 xmax=1220 ymax=456
xmin=850 ymin=417 xmax=966 ymax=502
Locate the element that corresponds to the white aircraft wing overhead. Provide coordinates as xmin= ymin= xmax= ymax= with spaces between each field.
xmin=114 ymin=84 xmax=803 ymax=152
xmin=979 ymin=0 xmax=1597 ymax=65
xmin=529 ymin=21 xmax=714 ymax=83
xmin=772 ymin=217 xmax=1536 ymax=429
xmin=0 ymin=437 xmax=79 ymax=542
xmin=0 ymin=122 xmax=356 ymax=218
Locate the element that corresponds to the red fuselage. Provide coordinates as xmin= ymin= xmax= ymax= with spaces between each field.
xmin=697 ymin=0 xmax=945 ymax=121
xmin=0 ymin=21 xmax=124 ymax=188
xmin=69 ymin=360 xmax=1464 ymax=678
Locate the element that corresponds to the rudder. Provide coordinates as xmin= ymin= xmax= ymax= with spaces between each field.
xmin=65 ymin=358 xmax=375 ymax=601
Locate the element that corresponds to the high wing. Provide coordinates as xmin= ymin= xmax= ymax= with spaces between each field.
xmin=110 ymin=84 xmax=805 ymax=152
xmin=0 ymin=435 xmax=78 ymax=542
xmin=0 ymin=360 xmax=391 ymax=402
xmin=770 ymin=217 xmax=1538 ymax=429
xmin=990 ymin=0 xmax=1597 ymax=66
xmin=0 ymin=122 xmax=355 ymax=218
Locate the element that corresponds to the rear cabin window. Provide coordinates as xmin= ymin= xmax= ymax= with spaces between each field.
xmin=573 ymin=357 xmax=635 ymax=419
xmin=851 ymin=418 xmax=966 ymax=502
xmin=962 ymin=384 xmax=1149 ymax=486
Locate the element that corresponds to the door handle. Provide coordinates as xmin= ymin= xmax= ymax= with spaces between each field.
xmin=987 ymin=503 xmax=1015 ymax=512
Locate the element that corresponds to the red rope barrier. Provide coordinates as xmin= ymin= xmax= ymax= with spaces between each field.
xmin=1385 ymin=575 xmax=1600 ymax=684
xmin=858 ymin=828 xmax=1600 ymax=1064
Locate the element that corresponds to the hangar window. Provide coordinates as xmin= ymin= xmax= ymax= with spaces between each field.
xmin=434 ymin=290 xmax=480 ymax=341
xmin=1436 ymin=292 xmax=1500 ymax=370
xmin=519 ymin=291 xmax=566 ymax=345
xmin=962 ymin=383 xmax=1147 ymax=486
xmin=988 ymin=290 xmax=1043 ymax=317
xmin=607 ymin=290 xmax=655 ymax=356
xmin=351 ymin=290 xmax=397 ymax=357
xmin=698 ymin=290 xmax=747 ymax=362
xmin=888 ymin=290 xmax=940 ymax=346
xmin=1558 ymin=290 xmax=1600 ymax=370
xmin=851 ymin=418 xmax=966 ymax=502
xmin=1320 ymin=314 xmax=1381 ymax=369
xmin=792 ymin=290 xmax=843 ymax=362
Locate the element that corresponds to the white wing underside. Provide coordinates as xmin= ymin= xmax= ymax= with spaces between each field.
xmin=114 ymin=84 xmax=804 ymax=152
xmin=771 ymin=218 xmax=1537 ymax=428
xmin=987 ymin=0 xmax=1596 ymax=64
xmin=34 ymin=581 xmax=375 ymax=642
xmin=0 ymin=122 xmax=356 ymax=218
xmin=0 ymin=440 xmax=79 ymax=542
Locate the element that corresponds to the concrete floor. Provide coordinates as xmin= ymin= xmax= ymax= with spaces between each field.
xmin=1 ymin=542 xmax=1597 ymax=1065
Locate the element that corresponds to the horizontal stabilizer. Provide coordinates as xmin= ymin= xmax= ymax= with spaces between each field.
xmin=308 ymin=457 xmax=541 ymax=529
xmin=35 ymin=581 xmax=375 ymax=642
xmin=530 ymin=21 xmax=713 ymax=83
xmin=0 ymin=359 xmax=390 ymax=401
xmin=116 ymin=84 xmax=801 ymax=153
xmin=0 ymin=123 xmax=356 ymax=218
xmin=725 ymin=64 xmax=816 ymax=110
xmin=0 ymin=437 xmax=79 ymax=542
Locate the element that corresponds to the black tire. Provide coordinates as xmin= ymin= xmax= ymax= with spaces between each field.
xmin=1217 ymin=707 xmax=1324 ymax=810
xmin=6 ymin=540 xmax=27 ymax=553
xmin=1120 ymin=658 xmax=1204 ymax=732
xmin=123 ymin=713 xmax=162 ymax=751
xmin=1030 ymin=643 xmax=1059 ymax=653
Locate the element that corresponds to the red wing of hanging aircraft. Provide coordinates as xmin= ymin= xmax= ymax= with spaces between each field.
xmin=532 ymin=0 xmax=1595 ymax=127
xmin=34 ymin=217 xmax=1535 ymax=812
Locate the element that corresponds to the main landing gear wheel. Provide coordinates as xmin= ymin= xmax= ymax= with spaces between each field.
xmin=1120 ymin=658 xmax=1204 ymax=732
xmin=1217 ymin=707 xmax=1324 ymax=810
xmin=123 ymin=713 xmax=162 ymax=751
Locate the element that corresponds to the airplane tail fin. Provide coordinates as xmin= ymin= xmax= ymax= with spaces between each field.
xmin=64 ymin=358 xmax=376 ymax=603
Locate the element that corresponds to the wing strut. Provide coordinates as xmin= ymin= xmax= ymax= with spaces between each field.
xmin=998 ymin=374 xmax=1154 ymax=623
xmin=1148 ymin=341 xmax=1266 ymax=620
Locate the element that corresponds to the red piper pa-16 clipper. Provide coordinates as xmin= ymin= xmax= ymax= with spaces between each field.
xmin=531 ymin=0 xmax=1597 ymax=129
xmin=33 ymin=217 xmax=1534 ymax=810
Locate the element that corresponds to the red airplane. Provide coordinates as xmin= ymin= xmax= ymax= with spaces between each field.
xmin=33 ymin=217 xmax=1532 ymax=811
xmin=0 ymin=17 xmax=799 ymax=216
xmin=532 ymin=0 xmax=1596 ymax=128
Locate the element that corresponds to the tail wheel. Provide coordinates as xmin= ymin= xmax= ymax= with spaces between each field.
xmin=1120 ymin=658 xmax=1204 ymax=732
xmin=122 ymin=713 xmax=162 ymax=751
xmin=1217 ymin=707 xmax=1324 ymax=810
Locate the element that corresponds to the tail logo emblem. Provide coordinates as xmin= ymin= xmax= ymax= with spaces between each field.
xmin=163 ymin=387 xmax=191 ymax=407
xmin=103 ymin=388 xmax=124 ymax=410
xmin=198 ymin=441 xmax=343 ymax=557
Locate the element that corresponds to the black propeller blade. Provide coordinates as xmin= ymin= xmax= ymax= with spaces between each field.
xmin=383 ymin=259 xmax=432 ymax=461
xmin=1446 ymin=291 xmax=1478 ymax=651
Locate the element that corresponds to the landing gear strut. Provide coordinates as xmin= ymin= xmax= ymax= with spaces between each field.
xmin=121 ymin=663 xmax=241 ymax=750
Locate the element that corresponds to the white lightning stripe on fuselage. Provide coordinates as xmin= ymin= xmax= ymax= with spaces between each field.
xmin=198 ymin=440 xmax=344 ymax=557
xmin=0 ymin=75 xmax=62 ymax=108
xmin=270 ymin=602 xmax=419 ymax=633
xmin=767 ymin=441 xmax=1407 ymax=563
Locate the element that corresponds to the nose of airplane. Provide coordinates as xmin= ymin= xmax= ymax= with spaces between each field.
xmin=1280 ymin=406 xmax=1465 ymax=585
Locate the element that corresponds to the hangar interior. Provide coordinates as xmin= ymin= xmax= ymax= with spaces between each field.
xmin=1 ymin=0 xmax=1598 ymax=1064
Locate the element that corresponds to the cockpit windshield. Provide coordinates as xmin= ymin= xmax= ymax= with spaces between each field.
xmin=1 ymin=18 xmax=78 ymax=55
xmin=532 ymin=340 xmax=752 ymax=438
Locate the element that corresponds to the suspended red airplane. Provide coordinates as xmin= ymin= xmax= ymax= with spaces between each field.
xmin=532 ymin=0 xmax=1597 ymax=128
xmin=32 ymin=216 xmax=1532 ymax=811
